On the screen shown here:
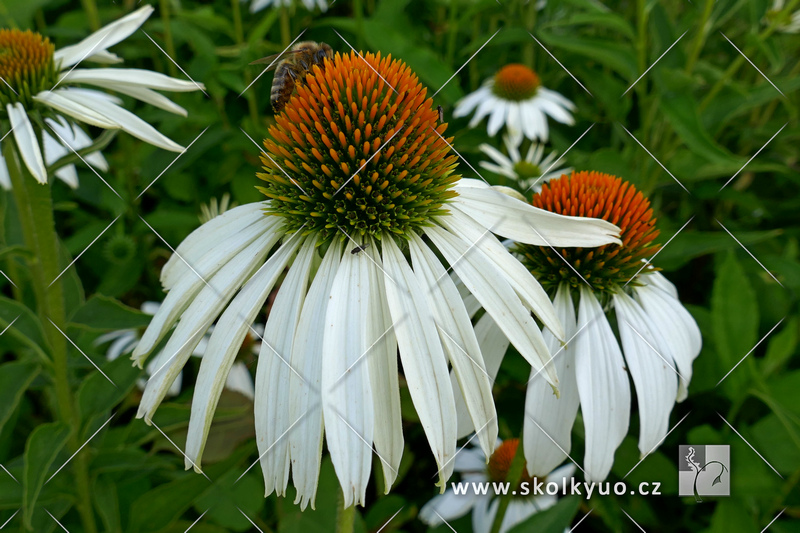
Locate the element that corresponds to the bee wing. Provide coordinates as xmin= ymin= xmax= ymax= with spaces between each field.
xmin=250 ymin=50 xmax=303 ymax=70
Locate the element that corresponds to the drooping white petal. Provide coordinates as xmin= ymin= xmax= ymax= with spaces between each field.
xmin=363 ymin=241 xmax=403 ymax=492
xmin=60 ymin=69 xmax=203 ymax=92
xmin=34 ymin=90 xmax=119 ymax=129
xmin=257 ymin=236 xmax=316 ymax=497
xmin=69 ymin=122 xmax=109 ymax=170
xmin=289 ymin=240 xmax=343 ymax=510
xmin=537 ymin=87 xmax=576 ymax=111
xmin=99 ymin=82 xmax=188 ymax=116
xmin=575 ymin=286 xmax=630 ymax=482
xmin=438 ymin=210 xmax=563 ymax=340
xmin=382 ymin=235 xmax=457 ymax=486
xmin=7 ymin=103 xmax=46 ymax=184
xmin=524 ymin=284 xmax=581 ymax=477
xmin=642 ymin=269 xmax=679 ymax=299
xmin=614 ymin=291 xmax=678 ymax=456
xmin=0 ymin=156 xmax=11 ymax=190
xmin=322 ymin=243 xmax=375 ymax=508
xmin=469 ymin=93 xmax=499 ymax=127
xmin=425 ymin=225 xmax=558 ymax=389
xmin=486 ymin=100 xmax=508 ymax=136
xmin=137 ymin=231 xmax=279 ymax=425
xmin=54 ymin=5 xmax=154 ymax=69
xmin=408 ymin=233 xmax=497 ymax=457
xmin=453 ymin=180 xmax=622 ymax=247
xmin=86 ymin=50 xmax=122 ymax=64
xmin=454 ymin=86 xmax=491 ymax=117
xmin=225 ymin=362 xmax=255 ymax=400
xmin=54 ymin=165 xmax=79 ymax=188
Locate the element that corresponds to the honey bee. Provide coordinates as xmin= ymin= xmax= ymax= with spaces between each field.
xmin=251 ymin=41 xmax=334 ymax=114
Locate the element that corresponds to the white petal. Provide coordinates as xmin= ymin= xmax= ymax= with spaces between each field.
xmin=69 ymin=123 xmax=109 ymax=170
xmin=54 ymin=165 xmax=79 ymax=188
xmin=614 ymin=291 xmax=678 ymax=455
xmin=7 ymin=103 xmax=46 ymax=184
xmin=322 ymin=241 xmax=375 ymax=508
xmin=524 ymin=284 xmax=581 ymax=477
xmin=538 ymin=87 xmax=576 ymax=111
xmin=454 ymin=447 xmax=487 ymax=472
xmin=225 ymin=363 xmax=255 ymax=400
xmin=454 ymin=86 xmax=491 ymax=118
xmin=42 ymin=129 xmax=67 ymax=166
xmin=34 ymin=90 xmax=119 ymax=129
xmin=86 ymin=50 xmax=123 ymax=64
xmin=0 ymin=156 xmax=11 ymax=190
xmin=54 ymin=6 xmax=154 ymax=69
xmin=575 ymin=287 xmax=630 ymax=482
xmin=60 ymin=69 xmax=203 ymax=92
xmin=505 ymin=102 xmax=522 ymax=143
xmin=536 ymin=90 xmax=575 ymax=125
xmin=257 ymin=236 xmax=317 ymax=495
xmin=479 ymin=161 xmax=516 ymax=180
xmin=486 ymin=100 xmax=508 ymax=136
xmin=419 ymin=487 xmax=482 ymax=525
xmin=453 ymin=181 xmax=622 ymax=247
xmin=425 ymin=224 xmax=558 ymax=388
xmin=363 ymin=241 xmax=403 ymax=491
xmin=642 ymin=270 xmax=678 ymax=299
xmin=468 ymin=93 xmax=499 ymax=127
xmin=289 ymin=240 xmax=344 ymax=510
xmin=99 ymin=82 xmax=188 ymax=116
xmin=479 ymin=143 xmax=512 ymax=169
xmin=409 ymin=233 xmax=497 ymax=457
xmin=382 ymin=235 xmax=456 ymax=486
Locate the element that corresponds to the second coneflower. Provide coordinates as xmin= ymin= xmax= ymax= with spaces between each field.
xmin=132 ymin=51 xmax=621 ymax=508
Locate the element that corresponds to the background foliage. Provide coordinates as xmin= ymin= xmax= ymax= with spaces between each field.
xmin=1 ymin=0 xmax=799 ymax=531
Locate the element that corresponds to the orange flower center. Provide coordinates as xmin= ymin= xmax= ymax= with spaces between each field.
xmin=492 ymin=64 xmax=540 ymax=101
xmin=0 ymin=29 xmax=56 ymax=108
xmin=515 ymin=171 xmax=661 ymax=293
xmin=258 ymin=50 xmax=459 ymax=244
xmin=487 ymin=439 xmax=538 ymax=486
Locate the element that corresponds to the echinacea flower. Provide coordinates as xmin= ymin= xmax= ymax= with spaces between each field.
xmin=419 ymin=438 xmax=576 ymax=533
xmin=97 ymin=302 xmax=257 ymax=400
xmin=132 ymin=51 xmax=620 ymax=508
xmin=454 ymin=171 xmax=701 ymax=482
xmin=247 ymin=0 xmax=327 ymax=13
xmin=454 ymin=64 xmax=574 ymax=146
xmin=479 ymin=134 xmax=571 ymax=191
xmin=765 ymin=0 xmax=800 ymax=32
xmin=0 ymin=6 xmax=203 ymax=187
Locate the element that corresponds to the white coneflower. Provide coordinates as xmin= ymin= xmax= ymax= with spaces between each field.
xmin=454 ymin=64 xmax=574 ymax=146
xmin=765 ymin=0 xmax=800 ymax=32
xmin=0 ymin=6 xmax=203 ymax=187
xmin=97 ymin=302 xmax=257 ymax=400
xmin=419 ymin=438 xmax=576 ymax=533
xmin=132 ymin=51 xmax=620 ymax=509
xmin=479 ymin=134 xmax=571 ymax=191
xmin=454 ymin=171 xmax=701 ymax=483
xmin=247 ymin=0 xmax=327 ymax=13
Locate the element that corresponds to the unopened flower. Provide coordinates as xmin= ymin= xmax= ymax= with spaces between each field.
xmin=479 ymin=134 xmax=570 ymax=191
xmin=454 ymin=64 xmax=574 ymax=146
xmin=247 ymin=0 xmax=327 ymax=13
xmin=454 ymin=171 xmax=701 ymax=482
xmin=132 ymin=51 xmax=620 ymax=508
xmin=419 ymin=438 xmax=576 ymax=533
xmin=0 ymin=6 xmax=203 ymax=187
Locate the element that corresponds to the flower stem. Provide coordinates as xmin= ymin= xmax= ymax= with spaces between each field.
xmin=489 ymin=437 xmax=527 ymax=533
xmin=81 ymin=0 xmax=100 ymax=31
xmin=335 ymin=491 xmax=356 ymax=533
xmin=231 ymin=0 xmax=261 ymax=130
xmin=159 ymin=0 xmax=179 ymax=77
xmin=353 ymin=0 xmax=365 ymax=51
xmin=445 ymin=0 xmax=459 ymax=68
xmin=280 ymin=6 xmax=291 ymax=47
xmin=3 ymin=141 xmax=98 ymax=533
xmin=684 ymin=0 xmax=715 ymax=74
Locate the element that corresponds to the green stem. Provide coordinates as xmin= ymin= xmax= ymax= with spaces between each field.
xmin=469 ymin=17 xmax=481 ymax=91
xmin=353 ymin=0 xmax=365 ymax=51
xmin=280 ymin=7 xmax=291 ymax=48
xmin=634 ymin=0 xmax=648 ymax=102
xmin=490 ymin=439 xmax=527 ymax=533
xmin=231 ymin=0 xmax=260 ymax=130
xmin=335 ymin=491 xmax=356 ymax=533
xmin=4 ymin=141 xmax=98 ymax=533
xmin=445 ymin=0 xmax=459 ymax=68
xmin=684 ymin=0 xmax=715 ymax=74
xmin=158 ymin=0 xmax=179 ymax=77
xmin=522 ymin=0 xmax=537 ymax=69
xmin=231 ymin=0 xmax=244 ymax=44
xmin=80 ymin=0 xmax=100 ymax=31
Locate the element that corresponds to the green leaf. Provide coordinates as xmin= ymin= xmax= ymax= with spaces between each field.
xmin=537 ymin=31 xmax=638 ymax=79
xmin=0 ymin=361 xmax=39 ymax=436
xmin=94 ymin=476 xmax=121 ymax=533
xmin=0 ymin=296 xmax=50 ymax=363
xmin=70 ymin=294 xmax=152 ymax=331
xmin=711 ymin=253 xmax=759 ymax=395
xmin=656 ymin=229 xmax=781 ymax=271
xmin=23 ymin=422 xmax=71 ymax=528
xmin=507 ymin=496 xmax=582 ymax=533
xmin=77 ymin=353 xmax=142 ymax=423
xmin=761 ymin=317 xmax=798 ymax=377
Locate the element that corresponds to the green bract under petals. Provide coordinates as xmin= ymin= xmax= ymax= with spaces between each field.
xmin=0 ymin=29 xmax=57 ymax=109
